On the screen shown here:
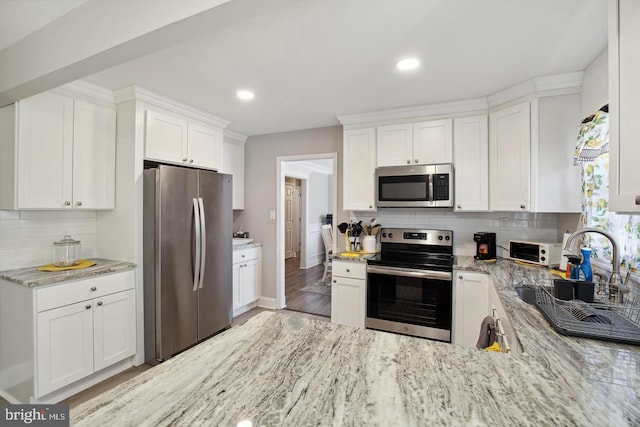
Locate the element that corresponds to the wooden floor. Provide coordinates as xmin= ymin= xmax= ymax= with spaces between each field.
xmin=284 ymin=256 xmax=331 ymax=317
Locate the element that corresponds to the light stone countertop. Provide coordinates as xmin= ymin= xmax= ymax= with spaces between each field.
xmin=70 ymin=257 xmax=640 ymax=425
xmin=233 ymin=242 xmax=262 ymax=251
xmin=0 ymin=258 xmax=136 ymax=288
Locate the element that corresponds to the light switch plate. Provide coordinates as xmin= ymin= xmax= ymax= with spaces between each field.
xmin=269 ymin=210 xmax=276 ymax=220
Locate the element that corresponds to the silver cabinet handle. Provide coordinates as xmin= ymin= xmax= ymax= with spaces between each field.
xmin=198 ymin=198 xmax=206 ymax=289
xmin=458 ymin=275 xmax=463 ymax=279
xmin=192 ymin=198 xmax=201 ymax=292
xmin=183 ymin=158 xmax=188 ymax=162
xmin=97 ymin=301 xmax=103 ymax=306
xmin=85 ymin=304 xmax=91 ymax=310
xmin=369 ymin=205 xmax=372 ymax=209
xmin=64 ymin=201 xmax=71 ymax=206
xmin=76 ymin=201 xmax=82 ymax=206
xmin=346 ymin=269 xmax=350 ymax=273
xmin=333 ymin=280 xmax=337 ymax=283
xmin=189 ymin=159 xmax=194 ymax=164
xmin=415 ymin=159 xmax=419 ymax=163
xmin=520 ymin=204 xmax=526 ymax=209
xmin=90 ymin=286 xmax=97 ymax=291
xmin=368 ymin=265 xmax=452 ymax=281
xmin=242 ymin=254 xmax=246 ymax=258
xmin=406 ymin=160 xmax=410 ymax=164
xmin=457 ymin=205 xmax=462 ymax=209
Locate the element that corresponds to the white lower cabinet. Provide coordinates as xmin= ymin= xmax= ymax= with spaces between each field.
xmin=331 ymin=260 xmax=366 ymax=328
xmin=0 ymin=269 xmax=136 ymax=403
xmin=453 ymin=271 xmax=491 ymax=348
xmin=232 ymin=246 xmax=261 ymax=316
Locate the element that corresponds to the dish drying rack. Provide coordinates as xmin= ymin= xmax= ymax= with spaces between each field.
xmin=492 ymin=307 xmax=511 ymax=353
xmin=531 ymin=278 xmax=640 ymax=345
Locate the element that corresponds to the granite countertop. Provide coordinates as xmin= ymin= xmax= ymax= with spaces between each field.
xmin=333 ymin=251 xmax=376 ymax=262
xmin=0 ymin=258 xmax=136 ymax=288
xmin=70 ymin=257 xmax=640 ymax=425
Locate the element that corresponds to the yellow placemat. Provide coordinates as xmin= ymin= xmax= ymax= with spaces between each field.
xmin=37 ymin=259 xmax=97 ymax=272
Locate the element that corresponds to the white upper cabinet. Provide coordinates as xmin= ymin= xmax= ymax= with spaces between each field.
xmin=608 ymin=0 xmax=640 ymax=212
xmin=489 ymin=102 xmax=531 ymax=211
xmin=145 ymin=107 xmax=223 ymax=171
xmin=376 ymin=124 xmax=413 ymax=166
xmin=0 ymin=89 xmax=116 ymax=210
xmin=222 ymin=139 xmax=245 ymax=210
xmin=412 ymin=119 xmax=453 ymax=165
xmin=453 ymin=115 xmax=488 ymax=211
xmin=530 ymin=95 xmax=581 ymax=213
xmin=343 ymin=128 xmax=376 ymax=211
xmin=376 ymin=119 xmax=452 ymax=167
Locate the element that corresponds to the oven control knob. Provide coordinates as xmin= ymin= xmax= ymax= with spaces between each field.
xmin=382 ymin=233 xmax=387 ymax=238
xmin=541 ymin=257 xmax=546 ymax=262
xmin=445 ymin=236 xmax=450 ymax=241
xmin=388 ymin=233 xmax=393 ymax=238
xmin=541 ymin=249 xmax=546 ymax=254
xmin=438 ymin=235 xmax=443 ymax=241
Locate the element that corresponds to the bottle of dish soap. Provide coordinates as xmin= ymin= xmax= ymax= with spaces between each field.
xmin=579 ymin=247 xmax=593 ymax=282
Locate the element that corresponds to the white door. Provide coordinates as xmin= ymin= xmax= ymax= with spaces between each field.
xmin=376 ymin=124 xmax=413 ymax=167
xmin=413 ymin=119 xmax=453 ymax=165
xmin=609 ymin=0 xmax=640 ymax=212
xmin=93 ymin=290 xmax=136 ymax=372
xmin=17 ymin=91 xmax=74 ymax=209
xmin=144 ymin=109 xmax=188 ymax=164
xmin=232 ymin=262 xmax=241 ymax=310
xmin=343 ymin=128 xmax=376 ymax=211
xmin=453 ymin=115 xmax=488 ymax=211
xmin=331 ymin=277 xmax=365 ymax=328
xmin=453 ymin=271 xmax=490 ymax=348
xmin=285 ymin=184 xmax=294 ymax=259
xmin=72 ymin=100 xmax=116 ymax=209
xmin=36 ymin=301 xmax=94 ymax=396
xmin=240 ymin=258 xmax=260 ymax=305
xmin=187 ymin=122 xmax=223 ymax=170
xmin=293 ymin=183 xmax=302 ymax=257
xmin=489 ymin=102 xmax=531 ymax=211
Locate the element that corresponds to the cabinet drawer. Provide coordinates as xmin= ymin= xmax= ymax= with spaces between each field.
xmin=332 ymin=261 xmax=366 ymax=279
xmin=36 ymin=270 xmax=135 ymax=313
xmin=233 ymin=247 xmax=260 ymax=264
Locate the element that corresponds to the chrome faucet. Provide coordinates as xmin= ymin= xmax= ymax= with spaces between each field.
xmin=564 ymin=227 xmax=624 ymax=302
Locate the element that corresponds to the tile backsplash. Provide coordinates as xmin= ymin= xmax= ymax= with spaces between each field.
xmin=353 ymin=209 xmax=560 ymax=256
xmin=0 ymin=210 xmax=97 ymax=271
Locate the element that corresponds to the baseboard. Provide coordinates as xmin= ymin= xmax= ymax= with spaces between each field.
xmin=258 ymin=297 xmax=277 ymax=310
xmin=233 ymin=301 xmax=258 ymax=318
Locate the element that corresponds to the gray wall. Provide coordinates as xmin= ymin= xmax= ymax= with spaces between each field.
xmin=307 ymin=171 xmax=332 ymax=225
xmin=237 ymin=125 xmax=344 ymax=300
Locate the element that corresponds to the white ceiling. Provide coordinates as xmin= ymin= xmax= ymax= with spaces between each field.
xmin=0 ymin=0 xmax=89 ymax=51
xmin=6 ymin=0 xmax=608 ymax=136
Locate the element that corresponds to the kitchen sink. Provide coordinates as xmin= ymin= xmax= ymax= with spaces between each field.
xmin=514 ymin=285 xmax=537 ymax=306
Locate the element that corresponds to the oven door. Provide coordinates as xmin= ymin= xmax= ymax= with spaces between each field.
xmin=366 ymin=265 xmax=452 ymax=342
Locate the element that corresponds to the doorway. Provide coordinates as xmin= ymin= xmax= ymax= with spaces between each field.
xmin=276 ymin=154 xmax=337 ymax=317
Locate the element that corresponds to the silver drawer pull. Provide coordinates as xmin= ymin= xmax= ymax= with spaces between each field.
xmin=97 ymin=301 xmax=103 ymax=306
xmin=90 ymin=286 xmax=97 ymax=291
xmin=183 ymin=158 xmax=188 ymax=162
xmin=76 ymin=201 xmax=82 ymax=206
xmin=64 ymin=201 xmax=71 ymax=206
xmin=346 ymin=269 xmax=350 ymax=273
xmin=85 ymin=304 xmax=91 ymax=310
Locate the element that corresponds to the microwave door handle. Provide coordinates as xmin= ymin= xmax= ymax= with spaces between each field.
xmin=428 ymin=174 xmax=434 ymax=202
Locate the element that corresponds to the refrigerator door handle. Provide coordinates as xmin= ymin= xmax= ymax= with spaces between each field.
xmin=198 ymin=197 xmax=206 ymax=289
xmin=192 ymin=198 xmax=201 ymax=292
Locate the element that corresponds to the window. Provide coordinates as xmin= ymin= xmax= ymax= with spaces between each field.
xmin=576 ymin=109 xmax=640 ymax=272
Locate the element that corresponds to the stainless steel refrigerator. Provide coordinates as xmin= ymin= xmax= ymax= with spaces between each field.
xmin=143 ymin=164 xmax=232 ymax=364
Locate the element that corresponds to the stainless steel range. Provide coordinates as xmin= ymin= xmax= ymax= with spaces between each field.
xmin=366 ymin=228 xmax=454 ymax=342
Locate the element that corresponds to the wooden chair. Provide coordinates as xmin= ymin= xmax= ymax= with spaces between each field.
xmin=320 ymin=224 xmax=334 ymax=283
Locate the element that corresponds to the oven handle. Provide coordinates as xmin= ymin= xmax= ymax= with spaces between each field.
xmin=367 ymin=265 xmax=452 ymax=281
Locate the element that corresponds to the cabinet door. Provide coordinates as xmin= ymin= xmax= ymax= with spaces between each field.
xmin=453 ymin=271 xmax=490 ymax=348
xmin=72 ymin=100 xmax=116 ymax=209
xmin=376 ymin=124 xmax=413 ymax=167
xmin=222 ymin=141 xmax=245 ymax=210
xmin=187 ymin=122 xmax=223 ymax=170
xmin=413 ymin=119 xmax=453 ymax=165
xmin=17 ymin=91 xmax=74 ymax=209
xmin=145 ymin=109 xmax=188 ymax=164
xmin=453 ymin=116 xmax=488 ymax=211
xmin=36 ymin=301 xmax=94 ymax=397
xmin=343 ymin=128 xmax=376 ymax=211
xmin=93 ymin=290 xmax=136 ymax=372
xmin=331 ymin=276 xmax=365 ymax=328
xmin=609 ymin=0 xmax=640 ymax=212
xmin=232 ymin=262 xmax=241 ymax=310
xmin=489 ymin=102 xmax=531 ymax=211
xmin=240 ymin=258 xmax=260 ymax=306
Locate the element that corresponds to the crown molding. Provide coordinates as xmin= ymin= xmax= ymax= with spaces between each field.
xmin=488 ymin=71 xmax=584 ymax=108
xmin=224 ymin=129 xmax=248 ymax=144
xmin=337 ymin=97 xmax=488 ymax=126
xmin=113 ymin=85 xmax=231 ymax=129
xmin=55 ymin=80 xmax=115 ymax=106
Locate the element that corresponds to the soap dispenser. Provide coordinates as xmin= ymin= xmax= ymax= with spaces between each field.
xmin=579 ymin=247 xmax=593 ymax=282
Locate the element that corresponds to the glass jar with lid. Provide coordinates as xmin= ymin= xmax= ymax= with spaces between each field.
xmin=53 ymin=235 xmax=82 ymax=267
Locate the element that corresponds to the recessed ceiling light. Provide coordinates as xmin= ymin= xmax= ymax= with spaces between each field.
xmin=396 ymin=57 xmax=420 ymax=71
xmin=236 ymin=90 xmax=255 ymax=100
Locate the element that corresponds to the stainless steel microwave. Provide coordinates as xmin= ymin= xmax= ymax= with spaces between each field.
xmin=375 ymin=164 xmax=454 ymax=208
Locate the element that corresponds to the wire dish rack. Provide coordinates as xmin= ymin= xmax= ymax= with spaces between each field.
xmin=531 ymin=278 xmax=640 ymax=346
